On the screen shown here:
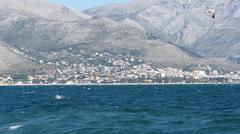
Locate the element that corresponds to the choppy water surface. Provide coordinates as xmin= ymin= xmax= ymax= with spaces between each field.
xmin=0 ymin=85 xmax=240 ymax=134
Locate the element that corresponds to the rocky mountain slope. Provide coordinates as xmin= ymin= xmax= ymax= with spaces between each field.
xmin=0 ymin=0 xmax=239 ymax=73
xmin=0 ymin=41 xmax=38 ymax=73
xmin=85 ymin=0 xmax=240 ymax=58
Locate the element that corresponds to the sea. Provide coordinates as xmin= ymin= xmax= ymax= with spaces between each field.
xmin=0 ymin=84 xmax=240 ymax=134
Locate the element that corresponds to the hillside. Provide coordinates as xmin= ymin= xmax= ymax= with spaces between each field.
xmin=0 ymin=41 xmax=38 ymax=74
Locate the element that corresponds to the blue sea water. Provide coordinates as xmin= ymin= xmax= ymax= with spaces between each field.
xmin=0 ymin=84 xmax=240 ymax=134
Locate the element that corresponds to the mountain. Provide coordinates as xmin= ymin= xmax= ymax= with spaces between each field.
xmin=0 ymin=0 xmax=91 ymax=21
xmin=0 ymin=0 xmax=239 ymax=73
xmin=84 ymin=0 xmax=240 ymax=58
xmin=0 ymin=0 xmax=92 ymax=51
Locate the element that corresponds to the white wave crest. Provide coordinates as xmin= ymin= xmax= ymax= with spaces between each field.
xmin=55 ymin=95 xmax=64 ymax=100
xmin=8 ymin=125 xmax=22 ymax=130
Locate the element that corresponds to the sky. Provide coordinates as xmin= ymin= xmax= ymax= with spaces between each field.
xmin=50 ymin=0 xmax=129 ymax=10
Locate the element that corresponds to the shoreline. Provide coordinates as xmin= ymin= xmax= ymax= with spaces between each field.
xmin=0 ymin=83 xmax=240 ymax=87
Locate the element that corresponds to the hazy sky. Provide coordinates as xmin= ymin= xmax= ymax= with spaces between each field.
xmin=50 ymin=0 xmax=129 ymax=10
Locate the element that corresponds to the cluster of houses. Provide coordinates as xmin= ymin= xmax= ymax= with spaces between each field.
xmin=0 ymin=60 xmax=240 ymax=85
xmin=1 ymin=47 xmax=239 ymax=85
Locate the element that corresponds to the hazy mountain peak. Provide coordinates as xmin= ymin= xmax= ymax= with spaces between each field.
xmin=0 ymin=0 xmax=91 ymax=21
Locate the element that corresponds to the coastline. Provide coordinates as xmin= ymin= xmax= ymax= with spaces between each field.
xmin=0 ymin=83 xmax=240 ymax=87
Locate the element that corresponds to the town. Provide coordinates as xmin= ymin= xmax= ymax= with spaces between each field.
xmin=0 ymin=47 xmax=240 ymax=85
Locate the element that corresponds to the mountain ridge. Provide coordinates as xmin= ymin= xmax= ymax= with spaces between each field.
xmin=84 ymin=0 xmax=240 ymax=58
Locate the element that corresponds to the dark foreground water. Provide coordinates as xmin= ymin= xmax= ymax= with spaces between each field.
xmin=0 ymin=85 xmax=240 ymax=134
